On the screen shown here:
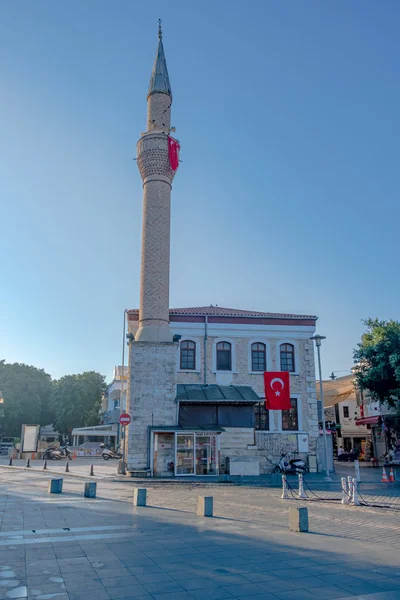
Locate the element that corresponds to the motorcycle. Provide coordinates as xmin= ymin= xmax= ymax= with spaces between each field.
xmin=43 ymin=445 xmax=73 ymax=461
xmin=99 ymin=443 xmax=122 ymax=460
xmin=273 ymin=452 xmax=308 ymax=474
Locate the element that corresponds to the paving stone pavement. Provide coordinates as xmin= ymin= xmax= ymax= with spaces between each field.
xmin=0 ymin=468 xmax=400 ymax=600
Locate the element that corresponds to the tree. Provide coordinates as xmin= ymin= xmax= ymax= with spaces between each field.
xmin=51 ymin=371 xmax=106 ymax=433
xmin=0 ymin=360 xmax=53 ymax=436
xmin=353 ymin=319 xmax=400 ymax=408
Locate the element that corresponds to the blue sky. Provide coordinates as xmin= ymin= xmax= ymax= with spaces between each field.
xmin=0 ymin=1 xmax=398 ymax=381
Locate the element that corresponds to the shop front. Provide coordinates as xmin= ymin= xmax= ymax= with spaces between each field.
xmin=151 ymin=428 xmax=222 ymax=477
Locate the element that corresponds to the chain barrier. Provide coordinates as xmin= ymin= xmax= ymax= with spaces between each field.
xmin=281 ymin=473 xmax=400 ymax=511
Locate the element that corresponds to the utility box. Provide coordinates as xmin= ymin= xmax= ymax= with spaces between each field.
xmin=308 ymin=454 xmax=317 ymax=473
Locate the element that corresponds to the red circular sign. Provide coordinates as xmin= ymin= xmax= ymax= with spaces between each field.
xmin=119 ymin=413 xmax=131 ymax=426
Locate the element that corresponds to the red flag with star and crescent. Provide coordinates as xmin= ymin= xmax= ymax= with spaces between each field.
xmin=168 ymin=136 xmax=180 ymax=171
xmin=264 ymin=372 xmax=291 ymax=410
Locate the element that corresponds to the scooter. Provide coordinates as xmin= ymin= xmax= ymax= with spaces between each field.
xmin=43 ymin=445 xmax=73 ymax=461
xmin=99 ymin=444 xmax=122 ymax=460
xmin=273 ymin=452 xmax=308 ymax=474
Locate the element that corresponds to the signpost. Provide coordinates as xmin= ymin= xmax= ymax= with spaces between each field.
xmin=119 ymin=413 xmax=131 ymax=427
xmin=119 ymin=413 xmax=131 ymax=475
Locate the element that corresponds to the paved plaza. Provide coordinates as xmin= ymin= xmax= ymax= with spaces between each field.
xmin=1 ymin=466 xmax=400 ymax=600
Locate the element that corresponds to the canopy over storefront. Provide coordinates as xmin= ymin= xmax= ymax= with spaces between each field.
xmin=355 ymin=416 xmax=380 ymax=426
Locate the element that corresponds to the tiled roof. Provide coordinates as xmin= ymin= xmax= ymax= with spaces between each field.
xmin=127 ymin=306 xmax=317 ymax=320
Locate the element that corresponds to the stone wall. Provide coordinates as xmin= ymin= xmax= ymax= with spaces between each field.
xmin=126 ymin=341 xmax=178 ymax=471
xmin=177 ymin=335 xmax=319 ymax=436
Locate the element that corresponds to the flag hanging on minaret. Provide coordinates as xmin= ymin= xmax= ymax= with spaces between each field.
xmin=168 ymin=136 xmax=180 ymax=171
xmin=264 ymin=372 xmax=291 ymax=410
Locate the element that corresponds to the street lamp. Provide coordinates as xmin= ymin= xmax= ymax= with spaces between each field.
xmin=310 ymin=333 xmax=332 ymax=482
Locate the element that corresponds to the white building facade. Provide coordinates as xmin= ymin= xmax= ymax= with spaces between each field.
xmin=127 ymin=306 xmax=319 ymax=476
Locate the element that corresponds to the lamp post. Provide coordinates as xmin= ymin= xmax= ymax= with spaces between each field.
xmin=310 ymin=333 xmax=332 ymax=482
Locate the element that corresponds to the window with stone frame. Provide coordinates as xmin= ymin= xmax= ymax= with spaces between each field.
xmin=255 ymin=402 xmax=270 ymax=430
xmin=251 ymin=342 xmax=266 ymax=371
xmin=216 ymin=341 xmax=232 ymax=371
xmin=180 ymin=340 xmax=196 ymax=370
xmin=282 ymin=398 xmax=299 ymax=431
xmin=343 ymin=406 xmax=349 ymax=418
xmin=280 ymin=343 xmax=295 ymax=372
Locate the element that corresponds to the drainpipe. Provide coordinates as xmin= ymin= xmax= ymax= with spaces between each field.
xmin=204 ymin=315 xmax=208 ymax=385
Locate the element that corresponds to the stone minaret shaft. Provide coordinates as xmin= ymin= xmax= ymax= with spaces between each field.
xmin=135 ymin=22 xmax=176 ymax=343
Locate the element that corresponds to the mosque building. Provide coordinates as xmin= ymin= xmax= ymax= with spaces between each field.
xmin=125 ymin=23 xmax=320 ymax=477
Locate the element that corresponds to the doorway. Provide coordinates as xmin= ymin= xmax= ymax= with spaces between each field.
xmin=175 ymin=432 xmax=219 ymax=476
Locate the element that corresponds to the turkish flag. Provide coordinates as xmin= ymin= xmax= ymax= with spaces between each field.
xmin=168 ymin=136 xmax=180 ymax=171
xmin=264 ymin=371 xmax=291 ymax=410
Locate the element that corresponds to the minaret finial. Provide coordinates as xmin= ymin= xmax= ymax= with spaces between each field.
xmin=158 ymin=19 xmax=162 ymax=40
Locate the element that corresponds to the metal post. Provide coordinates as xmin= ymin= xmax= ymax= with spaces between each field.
xmin=354 ymin=459 xmax=361 ymax=483
xmin=119 ymin=309 xmax=127 ymax=475
xmin=281 ymin=474 xmax=289 ymax=499
xmin=316 ymin=344 xmax=332 ymax=481
xmin=347 ymin=475 xmax=353 ymax=504
xmin=341 ymin=477 xmax=347 ymax=505
xmin=352 ymin=477 xmax=360 ymax=506
xmin=298 ymin=472 xmax=307 ymax=499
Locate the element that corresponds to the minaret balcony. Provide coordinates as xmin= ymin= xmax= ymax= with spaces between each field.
xmin=137 ymin=132 xmax=176 ymax=183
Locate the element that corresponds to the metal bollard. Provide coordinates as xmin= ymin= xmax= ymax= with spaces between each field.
xmin=354 ymin=459 xmax=361 ymax=483
xmin=65 ymin=462 xmax=69 ymax=473
xmin=90 ymin=464 xmax=94 ymax=476
xmin=43 ymin=460 xmax=48 ymax=470
xmin=352 ymin=477 xmax=360 ymax=506
xmin=347 ymin=476 xmax=353 ymax=505
xmin=341 ymin=477 xmax=348 ymax=505
xmin=9 ymin=457 xmax=13 ymax=466
xmin=281 ymin=474 xmax=289 ymax=500
xmin=26 ymin=458 xmax=31 ymax=468
xmin=298 ymin=473 xmax=307 ymax=499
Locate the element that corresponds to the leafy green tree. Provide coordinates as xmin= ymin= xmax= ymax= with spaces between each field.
xmin=353 ymin=319 xmax=400 ymax=407
xmin=0 ymin=360 xmax=53 ymax=436
xmin=51 ymin=371 xmax=106 ymax=433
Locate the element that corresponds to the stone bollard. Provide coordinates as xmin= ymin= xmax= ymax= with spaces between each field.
xmin=133 ymin=488 xmax=147 ymax=507
xmin=341 ymin=477 xmax=348 ymax=505
xmin=43 ymin=460 xmax=48 ymax=470
xmin=352 ymin=477 xmax=360 ymax=506
xmin=298 ymin=473 xmax=307 ymax=499
xmin=347 ymin=476 xmax=353 ymax=505
xmin=197 ymin=496 xmax=213 ymax=517
xmin=65 ymin=462 xmax=69 ymax=473
xmin=84 ymin=482 xmax=97 ymax=498
xmin=354 ymin=459 xmax=361 ymax=483
xmin=9 ymin=457 xmax=13 ymax=466
xmin=26 ymin=458 xmax=31 ymax=468
xmin=289 ymin=506 xmax=308 ymax=532
xmin=281 ymin=474 xmax=289 ymax=500
xmin=90 ymin=464 xmax=94 ymax=476
xmin=48 ymin=478 xmax=63 ymax=494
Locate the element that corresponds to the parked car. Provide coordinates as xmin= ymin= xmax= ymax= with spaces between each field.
xmin=0 ymin=437 xmax=14 ymax=449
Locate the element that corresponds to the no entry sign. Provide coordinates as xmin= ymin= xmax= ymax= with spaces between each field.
xmin=119 ymin=413 xmax=131 ymax=426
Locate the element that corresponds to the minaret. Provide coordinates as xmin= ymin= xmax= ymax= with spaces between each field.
xmin=126 ymin=22 xmax=179 ymax=473
xmin=135 ymin=20 xmax=177 ymax=343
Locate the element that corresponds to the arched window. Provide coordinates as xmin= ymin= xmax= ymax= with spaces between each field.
xmin=280 ymin=343 xmax=295 ymax=372
xmin=216 ymin=341 xmax=232 ymax=371
xmin=180 ymin=340 xmax=196 ymax=370
xmin=251 ymin=342 xmax=266 ymax=372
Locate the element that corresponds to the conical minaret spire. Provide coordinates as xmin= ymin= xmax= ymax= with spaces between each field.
xmin=148 ymin=19 xmax=172 ymax=100
xmin=135 ymin=21 xmax=178 ymax=342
